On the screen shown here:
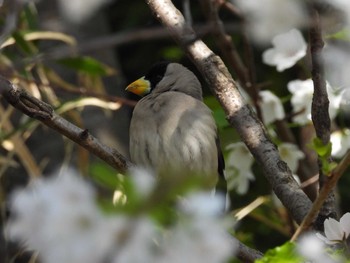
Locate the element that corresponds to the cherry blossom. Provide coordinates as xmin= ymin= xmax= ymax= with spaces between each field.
xmin=235 ymin=0 xmax=307 ymax=44
xmin=316 ymin=213 xmax=350 ymax=244
xmin=6 ymin=170 xmax=235 ymax=263
xmin=330 ymin=129 xmax=350 ymax=158
xmin=6 ymin=170 xmax=119 ymax=263
xmin=262 ymin=29 xmax=307 ymax=72
xmin=58 ymin=0 xmax=111 ymax=23
xmin=225 ymin=142 xmax=255 ymax=195
xmin=287 ymin=79 xmax=341 ymax=125
xmin=323 ymin=45 xmax=350 ymax=91
xmin=324 ymin=0 xmax=350 ymax=30
xmin=260 ymin=90 xmax=285 ymax=125
xmin=297 ymin=235 xmax=334 ymax=263
xmin=278 ymin=143 xmax=305 ymax=173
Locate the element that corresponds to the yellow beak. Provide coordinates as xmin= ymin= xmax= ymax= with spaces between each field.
xmin=125 ymin=77 xmax=151 ymax=96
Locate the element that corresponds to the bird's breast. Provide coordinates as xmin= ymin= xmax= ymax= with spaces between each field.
xmin=129 ymin=92 xmax=218 ymax=179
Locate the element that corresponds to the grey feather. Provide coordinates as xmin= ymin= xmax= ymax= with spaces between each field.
xmin=129 ymin=63 xmax=223 ymax=187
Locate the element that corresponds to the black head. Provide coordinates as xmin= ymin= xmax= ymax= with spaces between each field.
xmin=144 ymin=61 xmax=171 ymax=91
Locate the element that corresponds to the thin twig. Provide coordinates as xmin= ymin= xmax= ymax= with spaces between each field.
xmin=291 ymin=150 xmax=350 ymax=241
xmin=309 ymin=5 xmax=337 ymax=229
xmin=200 ymin=0 xmax=249 ymax=91
xmin=0 ymin=0 xmax=23 ymax=46
xmin=182 ymin=0 xmax=193 ymax=26
xmin=0 ymin=76 xmax=132 ymax=173
xmin=218 ymin=0 xmax=261 ymax=119
xmin=11 ymin=23 xmax=240 ymax=68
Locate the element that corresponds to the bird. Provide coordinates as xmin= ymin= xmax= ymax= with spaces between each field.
xmin=126 ymin=62 xmax=226 ymax=190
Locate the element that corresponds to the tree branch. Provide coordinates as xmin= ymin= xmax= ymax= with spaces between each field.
xmin=200 ymin=0 xmax=249 ymax=91
xmin=309 ymin=6 xmax=337 ymax=229
xmin=236 ymin=238 xmax=263 ymax=262
xmin=145 ymin=0 xmax=312 ymax=224
xmin=0 ymin=76 xmax=132 ymax=173
xmin=11 ymin=23 xmax=240 ymax=67
xmin=291 ymin=150 xmax=350 ymax=241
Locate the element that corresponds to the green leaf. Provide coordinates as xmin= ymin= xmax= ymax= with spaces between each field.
xmin=255 ymin=242 xmax=302 ymax=263
xmin=213 ymin=109 xmax=228 ymax=129
xmin=204 ymin=96 xmax=229 ymax=129
xmin=308 ymin=138 xmax=336 ymax=174
xmin=23 ymin=4 xmax=39 ymax=30
xmin=321 ymin=159 xmax=338 ymax=175
xmin=89 ymin=162 xmax=121 ymax=189
xmin=326 ymin=29 xmax=350 ymax=41
xmin=57 ymin=56 xmax=115 ymax=76
xmin=309 ymin=137 xmax=332 ymax=158
xmin=161 ymin=46 xmax=182 ymax=60
xmin=12 ymin=31 xmax=35 ymax=54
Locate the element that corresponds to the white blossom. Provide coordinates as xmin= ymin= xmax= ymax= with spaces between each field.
xmin=323 ymin=0 xmax=350 ymax=30
xmin=330 ymin=129 xmax=350 ymax=158
xmin=278 ymin=143 xmax=304 ymax=173
xmin=6 ymin=170 xmax=119 ymax=263
xmin=339 ymin=88 xmax=350 ymax=119
xmin=323 ymin=45 xmax=350 ymax=91
xmin=235 ymin=0 xmax=307 ymax=44
xmin=225 ymin=142 xmax=255 ymax=195
xmin=6 ymin=170 xmax=235 ymax=263
xmin=297 ymin=234 xmax=335 ymax=263
xmin=158 ymin=192 xmax=235 ymax=263
xmin=157 ymin=219 xmax=234 ymax=263
xmin=129 ymin=167 xmax=156 ymax=198
xmin=316 ymin=213 xmax=350 ymax=244
xmin=262 ymin=29 xmax=307 ymax=72
xmin=58 ymin=0 xmax=111 ymax=23
xmin=178 ymin=191 xmax=225 ymax=218
xmin=287 ymin=79 xmax=341 ymax=125
xmin=259 ymin=90 xmax=285 ymax=125
xmin=111 ymin=218 xmax=159 ymax=263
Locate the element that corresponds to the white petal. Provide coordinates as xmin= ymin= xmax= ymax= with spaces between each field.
xmin=298 ymin=234 xmax=325 ymax=259
xmin=331 ymin=129 xmax=350 ymax=158
xmin=259 ymin=90 xmax=285 ymax=125
xmin=58 ymin=0 xmax=110 ymax=23
xmin=262 ymin=29 xmax=307 ymax=71
xmin=179 ymin=192 xmax=225 ymax=218
xmin=315 ymin=232 xmax=338 ymax=245
xmin=225 ymin=142 xmax=254 ymax=171
xmin=339 ymin=212 xmax=350 ymax=238
xmin=129 ymin=167 xmax=156 ymax=198
xmin=287 ymin=79 xmax=314 ymax=124
xmin=278 ymin=143 xmax=304 ymax=173
xmin=262 ymin=49 xmax=277 ymax=66
xmin=324 ymin=218 xmax=343 ymax=242
xmin=236 ymin=0 xmax=307 ymax=44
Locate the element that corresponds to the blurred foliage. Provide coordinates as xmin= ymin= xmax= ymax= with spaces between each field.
xmin=256 ymin=241 xmax=350 ymax=263
xmin=255 ymin=242 xmax=303 ymax=263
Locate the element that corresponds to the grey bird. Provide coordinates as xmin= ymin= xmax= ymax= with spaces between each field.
xmin=126 ymin=62 xmax=226 ymax=190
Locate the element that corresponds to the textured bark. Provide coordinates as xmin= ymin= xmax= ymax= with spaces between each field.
xmin=309 ymin=7 xmax=337 ymax=229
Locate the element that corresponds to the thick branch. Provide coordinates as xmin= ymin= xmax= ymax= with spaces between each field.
xmin=0 ymin=76 xmax=132 ymax=173
xmin=145 ymin=0 xmax=312 ymax=224
xmin=236 ymin=238 xmax=263 ymax=262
